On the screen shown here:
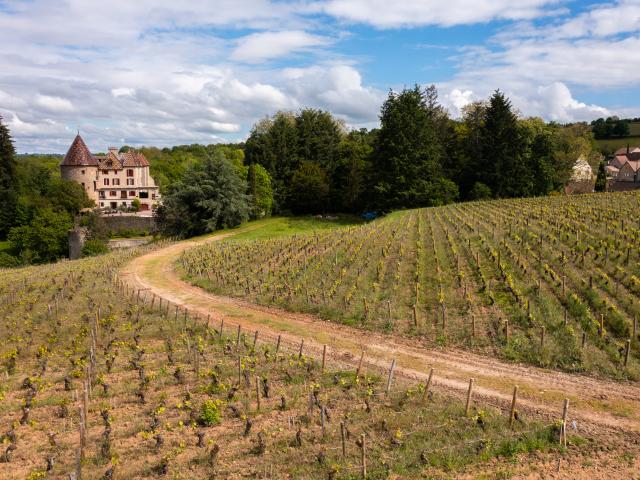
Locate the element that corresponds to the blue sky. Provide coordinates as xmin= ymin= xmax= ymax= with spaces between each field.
xmin=0 ymin=0 xmax=638 ymax=153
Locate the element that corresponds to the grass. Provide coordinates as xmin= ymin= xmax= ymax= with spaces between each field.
xmin=0 ymin=245 xmax=584 ymax=479
xmin=226 ymin=215 xmax=363 ymax=242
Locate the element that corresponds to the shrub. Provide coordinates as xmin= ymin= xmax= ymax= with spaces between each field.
xmin=0 ymin=252 xmax=20 ymax=268
xmin=82 ymin=238 xmax=109 ymax=257
xmin=198 ymin=399 xmax=223 ymax=426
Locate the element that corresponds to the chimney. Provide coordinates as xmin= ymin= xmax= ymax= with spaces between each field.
xmin=108 ymin=147 xmax=118 ymax=155
xmin=627 ymin=144 xmax=630 ymax=156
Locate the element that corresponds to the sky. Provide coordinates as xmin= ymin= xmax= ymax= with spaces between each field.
xmin=0 ymin=0 xmax=639 ymax=153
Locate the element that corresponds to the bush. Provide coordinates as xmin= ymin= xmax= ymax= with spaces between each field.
xmin=469 ymin=182 xmax=493 ymax=200
xmin=82 ymin=238 xmax=109 ymax=257
xmin=0 ymin=252 xmax=20 ymax=268
xmin=198 ymin=399 xmax=223 ymax=426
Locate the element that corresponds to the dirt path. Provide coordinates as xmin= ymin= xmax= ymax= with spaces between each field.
xmin=121 ymin=227 xmax=640 ymax=439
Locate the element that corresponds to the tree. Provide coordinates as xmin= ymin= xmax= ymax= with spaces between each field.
xmin=245 ymin=112 xmax=298 ymax=211
xmin=478 ymin=91 xmax=523 ymax=198
xmin=131 ymin=198 xmax=141 ymax=212
xmin=45 ymin=178 xmax=94 ymax=213
xmin=372 ymin=85 xmax=445 ymax=209
xmin=289 ymin=162 xmax=330 ymax=214
xmin=613 ymin=120 xmax=630 ymax=137
xmin=331 ymin=129 xmax=374 ymax=212
xmin=0 ymin=115 xmax=18 ymax=238
xmin=595 ymin=161 xmax=607 ymax=192
xmin=7 ymin=208 xmax=73 ymax=264
xmin=247 ymin=163 xmax=273 ymax=219
xmin=155 ymin=153 xmax=250 ymax=238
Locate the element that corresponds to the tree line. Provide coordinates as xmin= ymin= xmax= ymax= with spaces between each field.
xmin=244 ymin=86 xmax=595 ymax=214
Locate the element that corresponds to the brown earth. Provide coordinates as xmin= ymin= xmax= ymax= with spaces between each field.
xmin=121 ymin=227 xmax=640 ymax=448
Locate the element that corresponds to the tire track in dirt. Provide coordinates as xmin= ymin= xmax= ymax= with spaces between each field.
xmin=121 ymin=228 xmax=640 ymax=440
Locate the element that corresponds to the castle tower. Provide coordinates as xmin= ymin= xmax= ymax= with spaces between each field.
xmin=60 ymin=134 xmax=99 ymax=202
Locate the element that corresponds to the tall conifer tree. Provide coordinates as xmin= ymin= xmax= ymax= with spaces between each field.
xmin=0 ymin=115 xmax=18 ymax=238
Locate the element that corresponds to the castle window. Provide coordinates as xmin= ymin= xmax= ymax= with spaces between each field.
xmin=104 ymin=178 xmax=109 ymax=186
xmin=129 ymin=191 xmax=136 ymax=197
xmin=110 ymin=191 xmax=117 ymax=197
xmin=113 ymin=178 xmax=120 ymax=186
xmin=127 ymin=169 xmax=134 ymax=177
xmin=126 ymin=178 xmax=134 ymax=186
xmin=81 ymin=170 xmax=85 ymax=174
xmin=102 ymin=170 xmax=109 ymax=175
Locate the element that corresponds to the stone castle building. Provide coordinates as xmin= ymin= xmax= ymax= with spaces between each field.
xmin=60 ymin=134 xmax=160 ymax=211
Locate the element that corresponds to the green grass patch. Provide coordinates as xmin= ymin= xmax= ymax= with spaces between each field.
xmin=226 ymin=215 xmax=363 ymax=242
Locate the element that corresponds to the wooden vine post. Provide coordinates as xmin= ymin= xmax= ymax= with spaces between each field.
xmin=509 ymin=386 xmax=518 ymax=427
xmin=624 ymin=339 xmax=631 ymax=367
xmin=355 ymin=351 xmax=365 ymax=380
xmin=385 ymin=358 xmax=396 ymax=396
xmin=465 ymin=378 xmax=475 ymax=416
xmin=422 ymin=367 xmax=434 ymax=401
xmin=340 ymin=422 xmax=346 ymax=457
xmin=560 ymin=399 xmax=569 ymax=447
xmin=360 ymin=433 xmax=367 ymax=479
xmin=321 ymin=345 xmax=327 ymax=373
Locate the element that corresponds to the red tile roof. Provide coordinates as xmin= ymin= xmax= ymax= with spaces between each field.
xmin=60 ymin=134 xmax=98 ymax=166
xmin=120 ymin=151 xmax=150 ymax=167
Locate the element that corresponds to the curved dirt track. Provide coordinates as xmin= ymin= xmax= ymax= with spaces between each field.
xmin=121 ymin=226 xmax=640 ymax=439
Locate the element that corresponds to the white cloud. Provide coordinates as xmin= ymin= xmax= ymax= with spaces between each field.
xmin=232 ymin=30 xmax=331 ymax=63
xmin=321 ymin=0 xmax=562 ymax=28
xmin=34 ymin=94 xmax=75 ymax=113
xmin=282 ymin=65 xmax=383 ymax=122
xmin=534 ymin=82 xmax=610 ymax=122
xmin=111 ymin=88 xmax=135 ymax=98
xmin=444 ymin=89 xmax=475 ymax=116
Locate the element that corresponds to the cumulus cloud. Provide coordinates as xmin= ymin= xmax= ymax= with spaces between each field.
xmin=444 ymin=89 xmax=475 ymax=117
xmin=232 ymin=30 xmax=331 ymax=63
xmin=321 ymin=0 xmax=561 ymax=28
xmin=282 ymin=65 xmax=383 ymax=122
xmin=533 ymin=83 xmax=610 ymax=122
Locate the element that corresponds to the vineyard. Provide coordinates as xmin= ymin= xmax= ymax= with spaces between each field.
xmin=0 ymin=247 xmax=589 ymax=479
xmin=181 ymin=192 xmax=640 ymax=380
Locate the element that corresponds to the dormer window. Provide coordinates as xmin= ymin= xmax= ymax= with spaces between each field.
xmin=126 ymin=169 xmax=134 ymax=177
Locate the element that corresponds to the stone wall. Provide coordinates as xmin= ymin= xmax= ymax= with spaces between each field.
xmin=68 ymin=227 xmax=88 ymax=260
xmin=102 ymin=215 xmax=157 ymax=235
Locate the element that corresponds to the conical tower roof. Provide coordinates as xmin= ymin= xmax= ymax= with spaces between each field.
xmin=61 ymin=134 xmax=98 ymax=166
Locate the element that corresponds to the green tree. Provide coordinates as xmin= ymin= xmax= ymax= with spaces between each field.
xmin=245 ymin=112 xmax=298 ymax=211
xmin=478 ymin=91 xmax=523 ymax=198
xmin=289 ymin=162 xmax=330 ymax=214
xmin=8 ymin=208 xmax=73 ymax=263
xmin=372 ymin=85 xmax=445 ymax=209
xmin=155 ymin=153 xmax=250 ymax=238
xmin=0 ymin=115 xmax=18 ymax=238
xmin=45 ymin=178 xmax=94 ymax=213
xmin=247 ymin=163 xmax=273 ymax=219
xmin=332 ymin=129 xmax=374 ymax=212
xmin=595 ymin=161 xmax=607 ymax=192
